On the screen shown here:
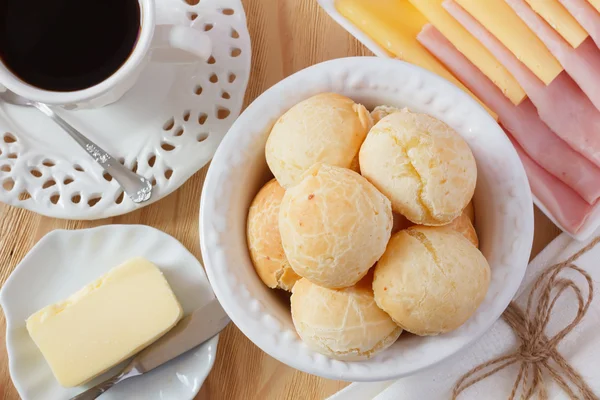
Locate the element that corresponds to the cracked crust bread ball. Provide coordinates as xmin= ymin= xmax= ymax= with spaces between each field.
xmin=291 ymin=275 xmax=402 ymax=360
xmin=247 ymin=179 xmax=301 ymax=291
xmin=444 ymin=212 xmax=478 ymax=247
xmin=265 ymin=93 xmax=373 ymax=188
xmin=371 ymin=105 xmax=400 ymax=124
xmin=279 ymin=163 xmax=393 ymax=289
xmin=373 ymin=226 xmax=490 ymax=336
xmin=392 ymin=211 xmax=477 ymax=246
xmin=464 ymin=201 xmax=475 ymax=224
xmin=359 ymin=109 xmax=477 ymax=225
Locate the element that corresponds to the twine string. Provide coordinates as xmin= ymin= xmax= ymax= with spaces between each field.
xmin=451 ymin=236 xmax=600 ymax=400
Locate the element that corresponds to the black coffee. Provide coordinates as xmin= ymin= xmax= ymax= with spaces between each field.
xmin=0 ymin=0 xmax=140 ymax=92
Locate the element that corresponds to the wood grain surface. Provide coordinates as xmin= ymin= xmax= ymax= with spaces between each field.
xmin=0 ymin=1 xmax=562 ymax=399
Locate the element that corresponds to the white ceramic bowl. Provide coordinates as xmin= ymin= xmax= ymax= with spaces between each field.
xmin=199 ymin=57 xmax=534 ymax=381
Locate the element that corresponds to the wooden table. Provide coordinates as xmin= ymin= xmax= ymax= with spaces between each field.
xmin=0 ymin=1 xmax=562 ymax=399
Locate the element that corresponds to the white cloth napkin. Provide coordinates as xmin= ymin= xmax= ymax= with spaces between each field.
xmin=328 ymin=231 xmax=600 ymax=400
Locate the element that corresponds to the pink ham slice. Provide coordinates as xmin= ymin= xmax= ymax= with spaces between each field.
xmin=443 ymin=0 xmax=600 ymax=169
xmin=506 ymin=0 xmax=600 ymax=112
xmin=559 ymin=0 xmax=600 ymax=47
xmin=507 ymin=132 xmax=594 ymax=235
xmin=417 ymin=24 xmax=600 ymax=204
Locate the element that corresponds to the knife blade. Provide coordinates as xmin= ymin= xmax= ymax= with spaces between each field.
xmin=134 ymin=296 xmax=230 ymax=372
xmin=70 ymin=297 xmax=230 ymax=400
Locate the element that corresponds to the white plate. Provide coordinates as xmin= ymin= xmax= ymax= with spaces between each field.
xmin=317 ymin=0 xmax=389 ymax=57
xmin=0 ymin=0 xmax=251 ymax=220
xmin=0 ymin=225 xmax=219 ymax=400
xmin=200 ymin=57 xmax=534 ymax=381
xmin=533 ymin=196 xmax=600 ymax=241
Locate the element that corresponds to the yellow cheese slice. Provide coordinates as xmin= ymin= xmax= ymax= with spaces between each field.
xmin=26 ymin=258 xmax=183 ymax=387
xmin=525 ymin=0 xmax=588 ymax=48
xmin=335 ymin=0 xmax=497 ymax=119
xmin=409 ymin=0 xmax=526 ymax=105
xmin=455 ymin=0 xmax=563 ymax=85
xmin=588 ymin=0 xmax=600 ymax=13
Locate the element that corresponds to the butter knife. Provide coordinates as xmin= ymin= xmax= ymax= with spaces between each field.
xmin=70 ymin=297 xmax=230 ymax=400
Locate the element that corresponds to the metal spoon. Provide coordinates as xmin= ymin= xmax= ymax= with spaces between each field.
xmin=0 ymin=90 xmax=152 ymax=203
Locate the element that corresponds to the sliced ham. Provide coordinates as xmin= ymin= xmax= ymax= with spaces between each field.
xmin=558 ymin=0 xmax=600 ymax=47
xmin=443 ymin=0 xmax=600 ymax=169
xmin=417 ymin=24 xmax=600 ymax=204
xmin=506 ymin=0 xmax=600 ymax=112
xmin=507 ymin=132 xmax=594 ymax=235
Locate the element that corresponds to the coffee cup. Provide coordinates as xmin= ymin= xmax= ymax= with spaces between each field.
xmin=0 ymin=0 xmax=212 ymax=110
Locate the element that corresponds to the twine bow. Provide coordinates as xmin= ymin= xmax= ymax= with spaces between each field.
xmin=452 ymin=236 xmax=600 ymax=400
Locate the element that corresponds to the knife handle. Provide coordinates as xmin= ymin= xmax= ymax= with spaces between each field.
xmin=69 ymin=363 xmax=141 ymax=400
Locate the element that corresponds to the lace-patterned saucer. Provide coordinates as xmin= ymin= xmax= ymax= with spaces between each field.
xmin=0 ymin=0 xmax=250 ymax=219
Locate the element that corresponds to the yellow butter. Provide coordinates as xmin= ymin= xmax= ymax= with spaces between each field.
xmin=336 ymin=0 xmax=497 ymax=119
xmin=525 ymin=0 xmax=588 ymax=48
xmin=26 ymin=258 xmax=183 ymax=387
xmin=590 ymin=0 xmax=600 ymax=13
xmin=409 ymin=0 xmax=526 ymax=105
xmin=455 ymin=0 xmax=563 ymax=85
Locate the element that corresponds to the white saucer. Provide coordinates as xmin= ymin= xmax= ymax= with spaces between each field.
xmin=0 ymin=0 xmax=250 ymax=220
xmin=0 ymin=225 xmax=219 ymax=400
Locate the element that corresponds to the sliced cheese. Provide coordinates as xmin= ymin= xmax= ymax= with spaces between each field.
xmin=454 ymin=0 xmax=563 ymax=85
xmin=409 ymin=0 xmax=526 ymax=105
xmin=26 ymin=258 xmax=183 ymax=387
xmin=588 ymin=0 xmax=600 ymax=13
xmin=335 ymin=0 xmax=497 ymax=119
xmin=525 ymin=0 xmax=588 ymax=48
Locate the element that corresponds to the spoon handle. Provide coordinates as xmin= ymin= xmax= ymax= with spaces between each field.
xmin=33 ymin=103 xmax=152 ymax=203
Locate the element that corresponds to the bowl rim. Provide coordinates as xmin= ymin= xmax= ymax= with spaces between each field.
xmin=200 ymin=56 xmax=534 ymax=381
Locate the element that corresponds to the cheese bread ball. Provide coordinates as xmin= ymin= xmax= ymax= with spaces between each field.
xmin=359 ymin=109 xmax=477 ymax=225
xmin=373 ymin=226 xmax=490 ymax=336
xmin=394 ymin=211 xmax=477 ymax=246
xmin=445 ymin=212 xmax=478 ymax=247
xmin=266 ymin=93 xmax=373 ymax=188
xmin=291 ymin=275 xmax=402 ymax=360
xmin=247 ymin=179 xmax=301 ymax=291
xmin=371 ymin=105 xmax=400 ymax=124
xmin=279 ymin=164 xmax=393 ymax=288
xmin=464 ymin=201 xmax=475 ymax=224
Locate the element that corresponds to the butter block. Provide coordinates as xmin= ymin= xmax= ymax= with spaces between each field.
xmin=525 ymin=0 xmax=588 ymax=48
xmin=455 ymin=0 xmax=563 ymax=85
xmin=26 ymin=257 xmax=183 ymax=387
xmin=335 ymin=0 xmax=497 ymax=119
xmin=409 ymin=0 xmax=526 ymax=105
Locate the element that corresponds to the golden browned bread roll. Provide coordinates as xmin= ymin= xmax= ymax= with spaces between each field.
xmin=359 ymin=109 xmax=477 ymax=226
xmin=395 ymin=211 xmax=477 ymax=246
xmin=266 ymin=93 xmax=373 ymax=188
xmin=371 ymin=105 xmax=400 ymax=124
xmin=464 ymin=201 xmax=475 ymax=224
xmin=291 ymin=275 xmax=402 ymax=360
xmin=444 ymin=212 xmax=478 ymax=247
xmin=373 ymin=226 xmax=490 ymax=336
xmin=247 ymin=179 xmax=301 ymax=291
xmin=279 ymin=164 xmax=393 ymax=288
